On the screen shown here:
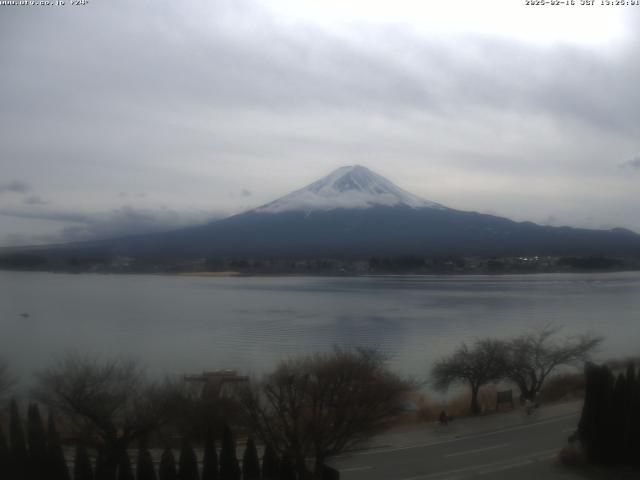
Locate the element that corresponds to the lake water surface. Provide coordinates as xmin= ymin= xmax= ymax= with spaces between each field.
xmin=1 ymin=271 xmax=638 ymax=385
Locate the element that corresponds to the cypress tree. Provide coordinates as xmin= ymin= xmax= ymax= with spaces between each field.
xmin=219 ymin=425 xmax=240 ymax=480
xmin=178 ymin=440 xmax=199 ymax=480
xmin=10 ymin=399 xmax=28 ymax=480
xmin=0 ymin=424 xmax=10 ymax=478
xmin=578 ymin=363 xmax=615 ymax=464
xmin=27 ymin=403 xmax=47 ymax=480
xmin=73 ymin=444 xmax=94 ymax=480
xmin=578 ymin=363 xmax=601 ymax=462
xmin=116 ymin=450 xmax=134 ymax=480
xmin=241 ymin=438 xmax=260 ymax=480
xmin=627 ymin=363 xmax=640 ymax=467
xmin=47 ymin=413 xmax=71 ymax=480
xmin=624 ymin=364 xmax=637 ymax=465
xmin=261 ymin=444 xmax=278 ymax=480
xmin=278 ymin=453 xmax=295 ymax=480
xmin=136 ymin=441 xmax=157 ymax=480
xmin=600 ymin=366 xmax=616 ymax=465
xmin=610 ymin=373 xmax=627 ymax=464
xmin=626 ymin=364 xmax=637 ymax=387
xmin=201 ymin=432 xmax=218 ymax=480
xmin=636 ymin=365 xmax=640 ymax=463
xmin=159 ymin=448 xmax=178 ymax=480
xmin=95 ymin=450 xmax=112 ymax=480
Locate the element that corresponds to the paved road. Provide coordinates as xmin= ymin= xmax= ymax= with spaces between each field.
xmin=329 ymin=403 xmax=584 ymax=480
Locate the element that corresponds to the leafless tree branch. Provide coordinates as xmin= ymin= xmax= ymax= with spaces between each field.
xmin=239 ymin=347 xmax=412 ymax=479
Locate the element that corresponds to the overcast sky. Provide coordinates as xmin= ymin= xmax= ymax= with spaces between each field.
xmin=1 ymin=0 xmax=639 ymax=246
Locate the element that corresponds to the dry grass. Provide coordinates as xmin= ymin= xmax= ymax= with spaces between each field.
xmin=391 ymin=372 xmax=592 ymax=428
xmin=539 ymin=373 xmax=585 ymax=403
xmin=406 ymin=387 xmax=502 ymax=423
xmin=538 ymin=358 xmax=640 ymax=404
xmin=387 ymin=392 xmax=440 ymax=425
xmin=557 ymin=446 xmax=584 ymax=466
xmin=414 ymin=393 xmax=439 ymax=422
xmin=431 ymin=385 xmax=504 ymax=418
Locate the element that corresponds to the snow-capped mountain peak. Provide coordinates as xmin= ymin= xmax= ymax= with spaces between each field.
xmin=255 ymin=165 xmax=446 ymax=213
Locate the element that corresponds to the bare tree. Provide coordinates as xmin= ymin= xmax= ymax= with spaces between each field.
xmin=431 ymin=339 xmax=507 ymax=415
xmin=505 ymin=326 xmax=602 ymax=402
xmin=32 ymin=352 xmax=179 ymax=477
xmin=0 ymin=358 xmax=15 ymax=402
xmin=167 ymin=376 xmax=245 ymax=442
xmin=240 ymin=348 xmax=412 ymax=479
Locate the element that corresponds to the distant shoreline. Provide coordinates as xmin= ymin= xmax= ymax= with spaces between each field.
xmin=2 ymin=267 xmax=640 ymax=278
xmin=174 ymin=271 xmax=244 ymax=277
xmin=3 ymin=252 xmax=640 ymax=277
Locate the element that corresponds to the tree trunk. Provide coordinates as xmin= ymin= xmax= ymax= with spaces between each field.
xmin=313 ymin=452 xmax=326 ymax=479
xmin=518 ymin=386 xmax=535 ymax=403
xmin=294 ymin=452 xmax=311 ymax=479
xmin=470 ymin=385 xmax=481 ymax=415
xmin=100 ymin=438 xmax=128 ymax=480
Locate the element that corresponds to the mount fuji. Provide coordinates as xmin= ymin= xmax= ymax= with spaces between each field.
xmin=5 ymin=165 xmax=640 ymax=263
xmin=255 ymin=165 xmax=445 ymax=213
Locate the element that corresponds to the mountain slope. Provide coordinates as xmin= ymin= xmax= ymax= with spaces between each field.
xmin=104 ymin=205 xmax=639 ymax=259
xmin=3 ymin=165 xmax=640 ymax=263
xmin=256 ymin=165 xmax=445 ymax=213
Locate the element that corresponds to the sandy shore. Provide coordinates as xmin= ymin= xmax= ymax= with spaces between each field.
xmin=175 ymin=271 xmax=244 ymax=277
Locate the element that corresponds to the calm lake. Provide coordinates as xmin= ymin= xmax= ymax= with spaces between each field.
xmin=1 ymin=271 xmax=639 ymax=386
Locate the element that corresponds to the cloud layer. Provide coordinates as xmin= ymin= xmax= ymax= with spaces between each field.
xmin=0 ymin=181 xmax=30 ymax=194
xmin=620 ymin=156 xmax=640 ymax=170
xmin=1 ymin=0 xmax=639 ymax=245
xmin=0 ymin=205 xmax=219 ymax=247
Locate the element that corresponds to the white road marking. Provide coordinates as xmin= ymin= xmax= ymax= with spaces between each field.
xmin=538 ymin=453 xmax=558 ymax=461
xmin=340 ymin=466 xmax=372 ymax=472
xmin=478 ymin=459 xmax=532 ymax=475
xmin=337 ymin=413 xmax=578 ymax=458
xmin=398 ymin=448 xmax=558 ymax=480
xmin=444 ymin=443 xmax=508 ymax=458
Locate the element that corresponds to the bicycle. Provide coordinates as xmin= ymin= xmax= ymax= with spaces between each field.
xmin=522 ymin=400 xmax=541 ymax=419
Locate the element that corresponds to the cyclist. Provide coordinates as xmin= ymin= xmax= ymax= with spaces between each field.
xmin=524 ymin=397 xmax=534 ymax=416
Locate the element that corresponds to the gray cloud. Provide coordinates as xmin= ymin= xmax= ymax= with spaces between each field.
xmin=241 ymin=189 xmax=252 ymax=197
xmin=117 ymin=192 xmax=148 ymax=199
xmin=1 ymin=0 xmax=640 ymax=239
xmin=2 ymin=2 xmax=636 ymax=128
xmin=620 ymin=156 xmax=640 ymax=169
xmin=57 ymin=206 xmax=220 ymax=243
xmin=23 ymin=195 xmax=47 ymax=205
xmin=0 ymin=209 xmax=92 ymax=224
xmin=0 ymin=205 xmax=221 ymax=246
xmin=0 ymin=180 xmax=30 ymax=194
